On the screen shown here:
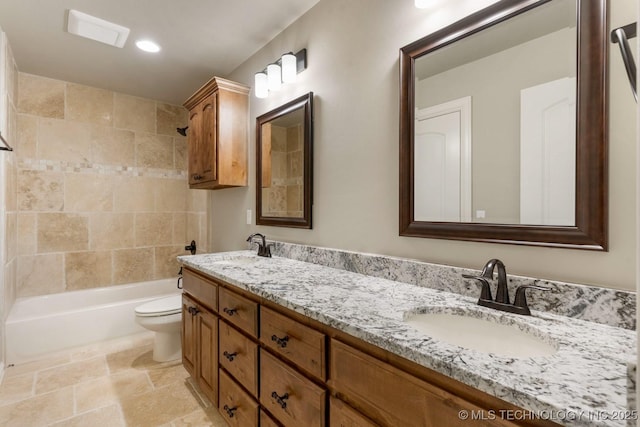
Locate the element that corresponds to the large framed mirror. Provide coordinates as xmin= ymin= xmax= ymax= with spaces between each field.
xmin=399 ymin=0 xmax=607 ymax=250
xmin=256 ymin=92 xmax=313 ymax=228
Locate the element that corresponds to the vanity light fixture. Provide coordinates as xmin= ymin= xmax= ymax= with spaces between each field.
xmin=253 ymin=49 xmax=307 ymax=98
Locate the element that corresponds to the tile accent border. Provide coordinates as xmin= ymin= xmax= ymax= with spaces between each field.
xmin=270 ymin=241 xmax=636 ymax=330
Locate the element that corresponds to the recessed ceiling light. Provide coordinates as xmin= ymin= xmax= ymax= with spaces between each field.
xmin=135 ymin=40 xmax=161 ymax=53
xmin=67 ymin=9 xmax=130 ymax=48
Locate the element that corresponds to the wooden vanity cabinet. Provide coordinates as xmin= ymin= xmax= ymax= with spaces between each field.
xmin=183 ymin=76 xmax=249 ymax=189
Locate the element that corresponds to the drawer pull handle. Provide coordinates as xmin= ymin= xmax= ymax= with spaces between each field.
xmin=223 ymin=307 xmax=237 ymax=316
xmin=223 ymin=351 xmax=238 ymax=362
xmin=188 ymin=306 xmax=200 ymax=316
xmin=271 ymin=391 xmax=289 ymax=409
xmin=271 ymin=334 xmax=290 ymax=348
xmin=223 ymin=404 xmax=237 ymax=418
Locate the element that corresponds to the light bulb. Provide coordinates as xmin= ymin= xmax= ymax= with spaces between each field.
xmin=254 ymin=72 xmax=268 ymax=98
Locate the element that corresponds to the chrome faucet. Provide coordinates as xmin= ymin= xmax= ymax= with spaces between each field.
xmin=246 ymin=233 xmax=272 ymax=257
xmin=463 ymin=259 xmax=550 ymax=315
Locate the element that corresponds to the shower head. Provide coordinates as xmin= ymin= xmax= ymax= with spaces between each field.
xmin=176 ymin=126 xmax=188 ymax=136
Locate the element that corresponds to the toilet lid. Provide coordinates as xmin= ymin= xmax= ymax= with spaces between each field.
xmin=135 ymin=295 xmax=182 ymax=317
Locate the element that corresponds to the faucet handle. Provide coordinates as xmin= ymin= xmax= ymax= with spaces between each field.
xmin=513 ymin=285 xmax=551 ymax=315
xmin=462 ymin=274 xmax=493 ymax=302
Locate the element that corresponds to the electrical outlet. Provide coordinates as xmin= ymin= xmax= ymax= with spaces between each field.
xmin=246 ymin=209 xmax=252 ymax=225
xmin=476 ymin=210 xmax=486 ymax=219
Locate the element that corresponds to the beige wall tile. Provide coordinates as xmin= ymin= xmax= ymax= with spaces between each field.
xmin=90 ymin=125 xmax=135 ymax=166
xmin=35 ymin=356 xmax=109 ymax=394
xmin=17 ymin=170 xmax=64 ymax=211
xmin=75 ymin=371 xmax=152 ymax=413
xmin=136 ymin=133 xmax=173 ymax=169
xmin=89 ymin=213 xmax=134 ymax=250
xmin=154 ymin=246 xmax=184 ymax=279
xmin=17 ymin=213 xmax=36 ymax=255
xmin=5 ymin=212 xmax=16 ymax=261
xmin=17 ymin=114 xmax=37 ymax=158
xmin=0 ymin=386 xmax=74 ymax=426
xmin=156 ymin=103 xmax=187 ymax=136
xmin=155 ymin=178 xmax=187 ymax=212
xmin=135 ymin=213 xmax=173 ymax=246
xmin=187 ymin=188 xmax=207 ymax=212
xmin=17 ymin=73 xmax=65 ymax=119
xmin=37 ymin=213 xmax=89 ymax=253
xmin=65 ymin=251 xmax=112 ymax=290
xmin=17 ymin=253 xmax=64 ymax=297
xmin=174 ymin=136 xmax=187 ymax=171
xmin=38 ymin=118 xmax=91 ymax=163
xmin=114 ymin=94 xmax=155 ymax=133
xmin=3 ymin=259 xmax=16 ymax=320
xmin=113 ymin=248 xmax=154 ymax=285
xmin=65 ymin=173 xmax=114 ymax=212
xmin=66 ymin=83 xmax=114 ymax=126
xmin=172 ymin=213 xmax=186 ymax=245
xmin=4 ymin=158 xmax=16 ymax=211
xmin=113 ymin=177 xmax=155 ymax=212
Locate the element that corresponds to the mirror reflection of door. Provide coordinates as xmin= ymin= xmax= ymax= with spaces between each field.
xmin=520 ymin=77 xmax=576 ymax=226
xmin=414 ymin=97 xmax=471 ymax=222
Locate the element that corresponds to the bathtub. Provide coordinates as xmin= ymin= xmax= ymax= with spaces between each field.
xmin=5 ymin=278 xmax=182 ymax=364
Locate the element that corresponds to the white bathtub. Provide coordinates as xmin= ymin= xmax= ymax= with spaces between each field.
xmin=5 ymin=278 xmax=182 ymax=364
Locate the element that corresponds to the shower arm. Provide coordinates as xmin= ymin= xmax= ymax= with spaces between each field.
xmin=611 ymin=22 xmax=637 ymax=103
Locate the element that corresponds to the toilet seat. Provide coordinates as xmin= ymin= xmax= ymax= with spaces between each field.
xmin=135 ymin=295 xmax=181 ymax=317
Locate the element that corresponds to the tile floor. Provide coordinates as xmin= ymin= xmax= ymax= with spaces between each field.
xmin=0 ymin=334 xmax=228 ymax=427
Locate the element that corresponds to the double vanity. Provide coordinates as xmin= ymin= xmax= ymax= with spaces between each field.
xmin=178 ymin=243 xmax=636 ymax=427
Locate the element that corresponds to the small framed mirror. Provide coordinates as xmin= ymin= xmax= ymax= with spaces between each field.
xmin=256 ymin=92 xmax=313 ymax=228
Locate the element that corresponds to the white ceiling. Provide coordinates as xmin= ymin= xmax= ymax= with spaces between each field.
xmin=0 ymin=0 xmax=320 ymax=105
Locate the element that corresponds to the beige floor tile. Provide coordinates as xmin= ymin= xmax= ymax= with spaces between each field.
xmin=49 ymin=404 xmax=125 ymax=427
xmin=0 ymin=386 xmax=74 ymax=426
xmin=69 ymin=332 xmax=153 ymax=362
xmin=171 ymin=406 xmax=228 ymax=427
xmin=4 ymin=354 xmax=71 ymax=378
xmin=106 ymin=344 xmax=172 ymax=374
xmin=35 ymin=356 xmax=109 ymax=394
xmin=75 ymin=369 xmax=153 ymax=413
xmin=146 ymin=362 xmax=189 ymax=389
xmin=0 ymin=372 xmax=34 ymax=405
xmin=120 ymin=380 xmax=201 ymax=427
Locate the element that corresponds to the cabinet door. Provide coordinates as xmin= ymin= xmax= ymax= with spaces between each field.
xmin=196 ymin=307 xmax=218 ymax=406
xmin=330 ymin=396 xmax=379 ymax=427
xmin=200 ymin=92 xmax=217 ymax=183
xmin=181 ymin=295 xmax=197 ymax=377
xmin=187 ymin=106 xmax=203 ymax=186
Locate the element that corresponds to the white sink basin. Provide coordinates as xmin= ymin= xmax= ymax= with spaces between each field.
xmin=214 ymin=256 xmax=259 ymax=266
xmin=404 ymin=311 xmax=557 ymax=358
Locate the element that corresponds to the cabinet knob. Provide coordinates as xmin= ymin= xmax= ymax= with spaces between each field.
xmin=188 ymin=306 xmax=200 ymax=316
xmin=223 ymin=404 xmax=237 ymax=418
xmin=223 ymin=351 xmax=238 ymax=362
xmin=192 ymin=174 xmax=203 ymax=181
xmin=271 ymin=391 xmax=289 ymax=409
xmin=223 ymin=307 xmax=237 ymax=316
xmin=271 ymin=334 xmax=290 ymax=348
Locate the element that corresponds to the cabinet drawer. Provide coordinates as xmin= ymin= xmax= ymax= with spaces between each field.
xmin=329 ymin=339 xmax=516 ymax=427
xmin=330 ymin=396 xmax=379 ymax=427
xmin=219 ymin=369 xmax=259 ymax=427
xmin=260 ymin=410 xmax=281 ymax=427
xmin=219 ymin=320 xmax=258 ymax=396
xmin=260 ymin=350 xmax=326 ymax=427
xmin=218 ymin=287 xmax=258 ymax=337
xmin=260 ymin=306 xmax=326 ymax=380
xmin=183 ymin=270 xmax=217 ymax=311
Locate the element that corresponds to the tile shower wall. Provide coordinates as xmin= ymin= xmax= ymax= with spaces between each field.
xmin=15 ymin=73 xmax=207 ymax=297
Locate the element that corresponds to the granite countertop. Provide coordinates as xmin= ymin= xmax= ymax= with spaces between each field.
xmin=178 ymin=250 xmax=636 ymax=427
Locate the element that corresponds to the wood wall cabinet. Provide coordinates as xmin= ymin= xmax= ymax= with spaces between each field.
xmin=183 ymin=76 xmax=249 ymax=189
xmin=181 ymin=267 xmax=558 ymax=427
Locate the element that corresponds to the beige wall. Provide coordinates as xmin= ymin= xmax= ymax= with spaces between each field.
xmin=208 ymin=0 xmax=637 ymax=291
xmin=14 ymin=73 xmax=208 ymax=297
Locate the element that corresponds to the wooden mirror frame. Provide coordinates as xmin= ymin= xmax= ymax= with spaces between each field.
xmin=256 ymin=92 xmax=313 ymax=228
xmin=399 ymin=0 xmax=608 ymax=250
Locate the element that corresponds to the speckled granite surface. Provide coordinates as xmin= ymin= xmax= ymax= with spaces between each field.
xmin=271 ymin=241 xmax=636 ymax=330
xmin=179 ymin=250 xmax=636 ymax=427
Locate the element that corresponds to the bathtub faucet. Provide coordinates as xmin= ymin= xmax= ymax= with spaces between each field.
xmin=246 ymin=233 xmax=272 ymax=257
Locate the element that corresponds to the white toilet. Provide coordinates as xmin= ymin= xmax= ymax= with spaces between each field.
xmin=135 ymin=295 xmax=182 ymax=362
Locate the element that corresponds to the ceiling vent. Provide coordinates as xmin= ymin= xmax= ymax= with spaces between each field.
xmin=67 ymin=9 xmax=130 ymax=48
